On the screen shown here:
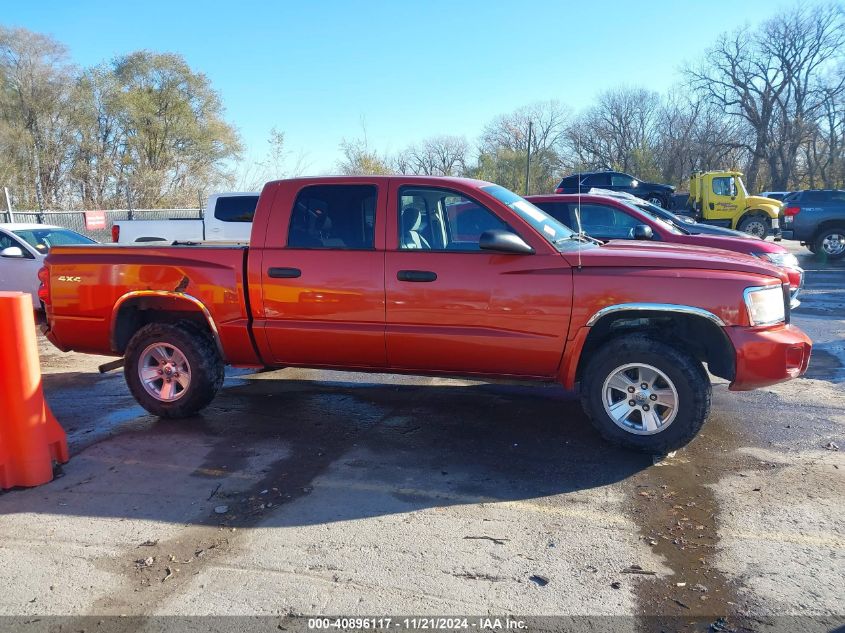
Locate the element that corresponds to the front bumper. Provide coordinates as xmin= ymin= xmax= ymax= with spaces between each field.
xmin=726 ymin=324 xmax=812 ymax=391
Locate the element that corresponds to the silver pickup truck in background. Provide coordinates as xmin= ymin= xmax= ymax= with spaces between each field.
xmin=112 ymin=192 xmax=259 ymax=243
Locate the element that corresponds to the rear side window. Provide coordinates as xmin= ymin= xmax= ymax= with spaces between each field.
xmin=802 ymin=190 xmax=827 ymax=202
xmin=557 ymin=176 xmax=578 ymax=189
xmin=288 ymin=184 xmax=377 ymax=249
xmin=532 ymin=201 xmax=573 ymax=227
xmin=583 ymin=173 xmax=610 ymax=187
xmin=214 ymin=195 xmax=259 ymax=223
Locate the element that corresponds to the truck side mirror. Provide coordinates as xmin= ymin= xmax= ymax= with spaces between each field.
xmin=479 ymin=230 xmax=535 ymax=254
xmin=633 ymin=225 xmax=653 ymax=240
xmin=0 ymin=246 xmax=25 ymax=258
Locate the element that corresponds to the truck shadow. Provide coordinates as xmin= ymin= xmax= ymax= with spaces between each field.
xmin=4 ymin=370 xmax=651 ymax=528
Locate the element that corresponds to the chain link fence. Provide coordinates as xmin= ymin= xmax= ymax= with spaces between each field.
xmin=0 ymin=208 xmax=202 ymax=242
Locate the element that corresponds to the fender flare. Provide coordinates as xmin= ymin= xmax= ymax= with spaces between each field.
xmin=584 ymin=303 xmax=726 ymax=327
xmin=110 ymin=290 xmax=225 ymax=359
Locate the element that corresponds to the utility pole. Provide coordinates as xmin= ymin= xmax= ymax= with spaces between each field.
xmin=524 ymin=120 xmax=533 ymax=196
xmin=126 ymin=182 xmax=134 ymax=221
xmin=3 ymin=187 xmax=13 ymax=223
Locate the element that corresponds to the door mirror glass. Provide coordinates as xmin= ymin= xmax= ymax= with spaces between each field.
xmin=632 ymin=225 xmax=654 ymax=240
xmin=479 ymin=229 xmax=534 ymax=254
xmin=0 ymin=246 xmax=25 ymax=258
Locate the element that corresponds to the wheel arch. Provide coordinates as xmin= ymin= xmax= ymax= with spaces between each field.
xmin=111 ymin=291 xmax=224 ymax=359
xmin=576 ymin=304 xmax=735 ymax=385
xmin=813 ymin=219 xmax=845 ymax=239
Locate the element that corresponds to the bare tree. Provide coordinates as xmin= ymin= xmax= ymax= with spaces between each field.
xmin=235 ymin=128 xmax=310 ymax=191
xmin=394 ymin=135 xmax=468 ymax=176
xmin=337 ymin=125 xmax=392 ymax=175
xmin=567 ymin=87 xmax=662 ymax=178
xmin=653 ymin=91 xmax=748 ymax=187
xmin=475 ymin=101 xmax=570 ymax=192
xmin=686 ymin=4 xmax=845 ymax=190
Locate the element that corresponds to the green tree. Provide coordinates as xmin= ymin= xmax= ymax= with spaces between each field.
xmin=0 ymin=26 xmax=75 ymax=211
xmin=112 ymin=51 xmax=241 ymax=207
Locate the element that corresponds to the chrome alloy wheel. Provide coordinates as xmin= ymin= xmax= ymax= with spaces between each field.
xmin=647 ymin=196 xmax=664 ymax=207
xmin=821 ymin=232 xmax=845 ymax=256
xmin=138 ymin=342 xmax=191 ymax=402
xmin=602 ymin=363 xmax=678 ymax=435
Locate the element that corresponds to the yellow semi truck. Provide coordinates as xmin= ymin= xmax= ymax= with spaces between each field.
xmin=685 ymin=171 xmax=782 ymax=239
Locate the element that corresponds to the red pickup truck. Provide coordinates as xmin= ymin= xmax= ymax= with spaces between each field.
xmin=40 ymin=176 xmax=812 ymax=453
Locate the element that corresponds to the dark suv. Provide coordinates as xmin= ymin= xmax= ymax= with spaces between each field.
xmin=782 ymin=189 xmax=845 ymax=259
xmin=555 ymin=171 xmax=675 ymax=208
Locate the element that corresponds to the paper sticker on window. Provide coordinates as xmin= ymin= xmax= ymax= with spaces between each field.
xmin=514 ymin=200 xmax=546 ymax=222
xmin=543 ymin=224 xmax=556 ymax=237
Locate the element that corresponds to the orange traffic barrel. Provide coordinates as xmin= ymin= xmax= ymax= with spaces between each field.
xmin=0 ymin=291 xmax=68 ymax=489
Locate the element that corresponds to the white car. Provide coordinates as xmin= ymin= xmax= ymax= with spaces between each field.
xmin=0 ymin=223 xmax=96 ymax=309
xmin=112 ymin=192 xmax=259 ymax=243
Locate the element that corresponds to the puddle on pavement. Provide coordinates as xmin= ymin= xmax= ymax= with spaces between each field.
xmin=625 ymin=411 xmax=774 ymax=632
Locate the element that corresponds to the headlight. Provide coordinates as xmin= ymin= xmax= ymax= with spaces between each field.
xmin=758 ymin=252 xmax=800 ymax=269
xmin=744 ymin=285 xmax=785 ymax=326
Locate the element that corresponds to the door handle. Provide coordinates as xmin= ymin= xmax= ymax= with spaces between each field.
xmin=268 ymin=267 xmax=302 ymax=279
xmin=397 ymin=270 xmax=437 ymax=282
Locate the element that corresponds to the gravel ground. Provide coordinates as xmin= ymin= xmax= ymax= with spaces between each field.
xmin=0 ymin=242 xmax=842 ymax=633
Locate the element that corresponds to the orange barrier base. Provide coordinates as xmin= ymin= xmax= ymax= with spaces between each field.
xmin=0 ymin=291 xmax=69 ymax=490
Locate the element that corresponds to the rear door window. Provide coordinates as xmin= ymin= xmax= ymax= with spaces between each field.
xmin=287 ymin=185 xmax=377 ymax=249
xmin=214 ymin=195 xmax=259 ymax=223
xmin=532 ymin=201 xmax=573 ymax=228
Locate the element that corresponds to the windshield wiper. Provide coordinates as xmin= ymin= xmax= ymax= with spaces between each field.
xmin=557 ymin=233 xmax=600 ymax=245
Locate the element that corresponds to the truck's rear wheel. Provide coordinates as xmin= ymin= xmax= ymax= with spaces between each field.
xmin=124 ymin=322 xmax=224 ymax=418
xmin=814 ymin=226 xmax=845 ymax=259
xmin=580 ymin=335 xmax=711 ymax=453
xmin=738 ymin=214 xmax=769 ymax=238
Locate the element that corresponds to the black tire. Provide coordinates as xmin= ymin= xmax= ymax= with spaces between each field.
xmin=124 ymin=322 xmax=224 ymax=418
xmin=737 ymin=214 xmax=770 ymax=238
xmin=580 ymin=334 xmax=711 ymax=453
xmin=813 ymin=226 xmax=845 ymax=260
xmin=645 ymin=193 xmax=667 ymax=208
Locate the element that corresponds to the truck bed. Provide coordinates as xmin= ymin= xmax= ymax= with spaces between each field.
xmin=43 ymin=243 xmax=259 ymax=364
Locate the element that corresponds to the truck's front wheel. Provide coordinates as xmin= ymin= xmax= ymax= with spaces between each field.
xmin=124 ymin=322 xmax=224 ymax=418
xmin=580 ymin=335 xmax=711 ymax=453
xmin=737 ymin=214 xmax=769 ymax=238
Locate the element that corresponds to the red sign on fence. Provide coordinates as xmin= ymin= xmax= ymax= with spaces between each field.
xmin=84 ymin=210 xmax=106 ymax=231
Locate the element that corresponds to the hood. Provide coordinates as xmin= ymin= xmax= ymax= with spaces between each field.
xmin=642 ymin=182 xmax=674 ymax=192
xmin=675 ymin=232 xmax=788 ymax=255
xmin=745 ymin=195 xmax=782 ymax=211
xmin=570 ymin=240 xmax=787 ymax=281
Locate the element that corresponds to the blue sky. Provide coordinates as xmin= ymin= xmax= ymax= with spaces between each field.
xmin=5 ymin=0 xmax=788 ymax=173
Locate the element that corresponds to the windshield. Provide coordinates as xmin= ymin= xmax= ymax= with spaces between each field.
xmin=13 ymin=228 xmax=95 ymax=253
xmin=481 ymin=185 xmax=593 ymax=250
